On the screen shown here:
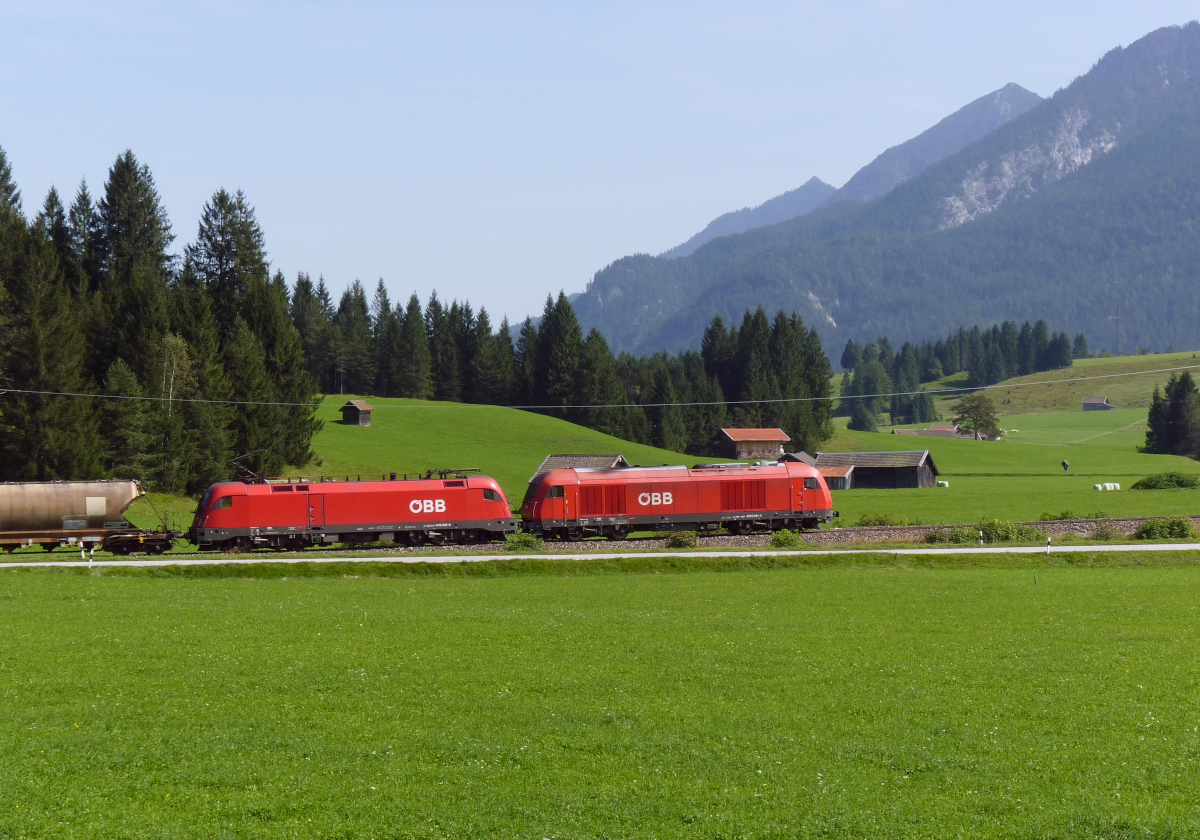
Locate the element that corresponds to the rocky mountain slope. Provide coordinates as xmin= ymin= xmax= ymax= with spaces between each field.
xmin=573 ymin=23 xmax=1200 ymax=356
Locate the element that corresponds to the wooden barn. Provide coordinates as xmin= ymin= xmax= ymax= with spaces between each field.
xmin=340 ymin=400 xmax=375 ymax=426
xmin=719 ymin=428 xmax=790 ymax=461
xmin=1082 ymin=397 xmax=1116 ymax=411
xmin=813 ymin=450 xmax=940 ymax=489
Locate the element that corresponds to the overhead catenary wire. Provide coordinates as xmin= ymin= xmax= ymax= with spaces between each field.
xmin=0 ymin=361 xmax=1197 ymax=410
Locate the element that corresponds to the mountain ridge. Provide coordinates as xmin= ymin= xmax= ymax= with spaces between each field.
xmin=572 ymin=22 xmax=1200 ymax=357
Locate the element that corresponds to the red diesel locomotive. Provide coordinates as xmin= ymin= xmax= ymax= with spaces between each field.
xmin=189 ymin=474 xmax=517 ymax=550
xmin=521 ymin=461 xmax=836 ymax=539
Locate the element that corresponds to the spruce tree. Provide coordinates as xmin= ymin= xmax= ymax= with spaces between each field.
xmin=289 ymin=272 xmax=333 ymax=390
xmin=224 ymin=317 xmax=279 ymax=476
xmin=578 ymin=328 xmax=629 ymax=438
xmin=185 ymin=188 xmax=268 ymax=343
xmin=394 ymin=293 xmax=432 ymax=399
xmin=514 ymin=317 xmax=539 ymax=405
xmin=541 ymin=292 xmax=584 ymax=416
xmin=333 ymin=281 xmax=376 ymax=395
xmin=94 ymin=150 xmax=173 ymax=383
xmin=101 ymin=358 xmax=154 ymax=480
xmin=492 ymin=316 xmax=517 ymax=405
xmin=0 ymin=221 xmax=103 ymax=479
xmin=1031 ymin=320 xmax=1051 ymax=371
xmin=0 ymin=143 xmax=21 ymax=220
xmin=67 ymin=180 xmax=101 ymax=296
xmin=425 ymin=291 xmax=461 ymax=401
xmin=371 ymin=279 xmax=397 ymax=397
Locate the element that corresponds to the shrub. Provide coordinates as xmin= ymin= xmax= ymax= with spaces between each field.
xmin=770 ymin=530 xmax=805 ymax=549
xmin=506 ymin=532 xmax=545 ymax=552
xmin=666 ymin=531 xmax=699 ymax=549
xmin=1133 ymin=516 xmax=1196 ymax=540
xmin=1131 ymin=472 xmax=1200 ymax=490
xmin=1039 ymin=510 xmax=1108 ymax=521
xmin=855 ymin=513 xmax=921 ymax=527
xmin=1092 ymin=519 xmax=1122 ymax=541
xmin=979 ymin=520 xmax=1041 ymax=543
xmin=924 ymin=526 xmax=977 ymax=544
xmin=927 ymin=521 xmax=1039 ymax=544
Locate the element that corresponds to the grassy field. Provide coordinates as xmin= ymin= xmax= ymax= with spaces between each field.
xmin=820 ymin=408 xmax=1200 ymax=523
xmin=4 ymin=560 xmax=1200 ymax=837
xmin=981 ymin=351 xmax=1200 ymax=415
xmin=296 ymin=396 xmax=708 ymax=504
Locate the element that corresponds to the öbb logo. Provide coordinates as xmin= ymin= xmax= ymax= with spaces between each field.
xmin=637 ymin=492 xmax=673 ymax=507
xmin=409 ymin=499 xmax=447 ymax=514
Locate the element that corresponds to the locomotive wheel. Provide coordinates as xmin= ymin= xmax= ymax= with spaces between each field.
xmin=565 ymin=527 xmax=584 ymax=541
xmin=404 ymin=531 xmax=425 ymax=547
xmin=733 ymin=521 xmax=754 ymax=536
xmin=428 ymin=532 xmax=446 ymax=546
xmin=607 ymin=525 xmax=630 ymax=541
xmin=461 ymin=530 xmax=480 ymax=545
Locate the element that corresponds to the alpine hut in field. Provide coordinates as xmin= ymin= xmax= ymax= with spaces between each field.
xmin=813 ymin=450 xmax=940 ymax=489
xmin=719 ymin=428 xmax=790 ymax=461
xmin=340 ymin=400 xmax=375 ymax=426
xmin=1082 ymin=397 xmax=1116 ymax=411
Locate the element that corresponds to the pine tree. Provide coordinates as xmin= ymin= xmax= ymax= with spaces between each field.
xmin=0 ymin=222 xmax=103 ymax=479
xmin=185 ymin=188 xmax=268 ymax=343
xmin=67 ymin=180 xmax=101 ymax=296
xmin=333 ymin=281 xmax=376 ymax=395
xmin=539 ymin=292 xmax=584 ymax=416
xmin=94 ymin=150 xmax=174 ymax=383
xmin=169 ymin=264 xmax=233 ymax=493
xmin=425 ymin=291 xmax=461 ymax=401
xmin=394 ymin=293 xmax=432 ymax=399
xmin=370 ymin=279 xmax=397 ymax=396
xmin=578 ymin=328 xmax=630 ymax=438
xmin=492 ymin=316 xmax=517 ymax=405
xmin=224 ymin=317 xmax=279 ymax=477
xmin=289 ymin=272 xmax=333 ymax=391
xmin=100 ymin=359 xmax=154 ymax=480
xmin=0 ymin=143 xmax=21 ymax=221
xmin=514 ymin=317 xmax=538 ymax=405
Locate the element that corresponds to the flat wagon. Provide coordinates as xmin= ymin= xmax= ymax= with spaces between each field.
xmin=521 ymin=461 xmax=837 ymax=540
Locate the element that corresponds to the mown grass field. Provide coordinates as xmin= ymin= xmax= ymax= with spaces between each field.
xmin=3 ymin=559 xmax=1200 ymax=837
xmin=294 ymin=396 xmax=708 ymax=505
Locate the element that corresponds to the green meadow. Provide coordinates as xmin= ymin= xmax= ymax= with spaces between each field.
xmin=116 ymin=352 xmax=1200 ymax=537
xmin=4 ymin=560 xmax=1200 ymax=837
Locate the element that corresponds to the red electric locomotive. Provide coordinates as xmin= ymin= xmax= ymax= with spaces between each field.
xmin=189 ymin=472 xmax=517 ymax=551
xmin=521 ymin=461 xmax=836 ymax=539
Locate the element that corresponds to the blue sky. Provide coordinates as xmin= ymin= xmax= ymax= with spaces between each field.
xmin=2 ymin=1 xmax=1197 ymax=323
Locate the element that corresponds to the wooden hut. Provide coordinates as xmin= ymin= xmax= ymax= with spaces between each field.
xmin=813 ymin=450 xmax=940 ymax=489
xmin=340 ymin=400 xmax=375 ymax=426
xmin=719 ymin=428 xmax=790 ymax=460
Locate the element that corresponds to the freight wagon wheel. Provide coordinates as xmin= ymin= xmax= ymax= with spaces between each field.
xmin=40 ymin=543 xmax=58 ymax=553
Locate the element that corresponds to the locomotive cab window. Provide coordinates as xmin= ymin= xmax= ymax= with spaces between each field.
xmin=482 ymin=488 xmax=501 ymax=502
xmin=803 ymin=477 xmax=820 ymax=490
xmin=212 ymin=496 xmax=233 ymax=510
xmin=547 ymin=485 xmax=565 ymax=499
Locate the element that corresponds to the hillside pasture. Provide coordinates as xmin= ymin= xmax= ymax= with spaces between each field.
xmin=822 ymin=409 xmax=1200 ymax=524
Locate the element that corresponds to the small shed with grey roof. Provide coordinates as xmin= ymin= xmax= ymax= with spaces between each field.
xmin=814 ymin=450 xmax=940 ymax=489
xmin=1082 ymin=397 xmax=1116 ymax=411
xmin=529 ymin=454 xmax=631 ymax=483
xmin=340 ymin=400 xmax=375 ymax=426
